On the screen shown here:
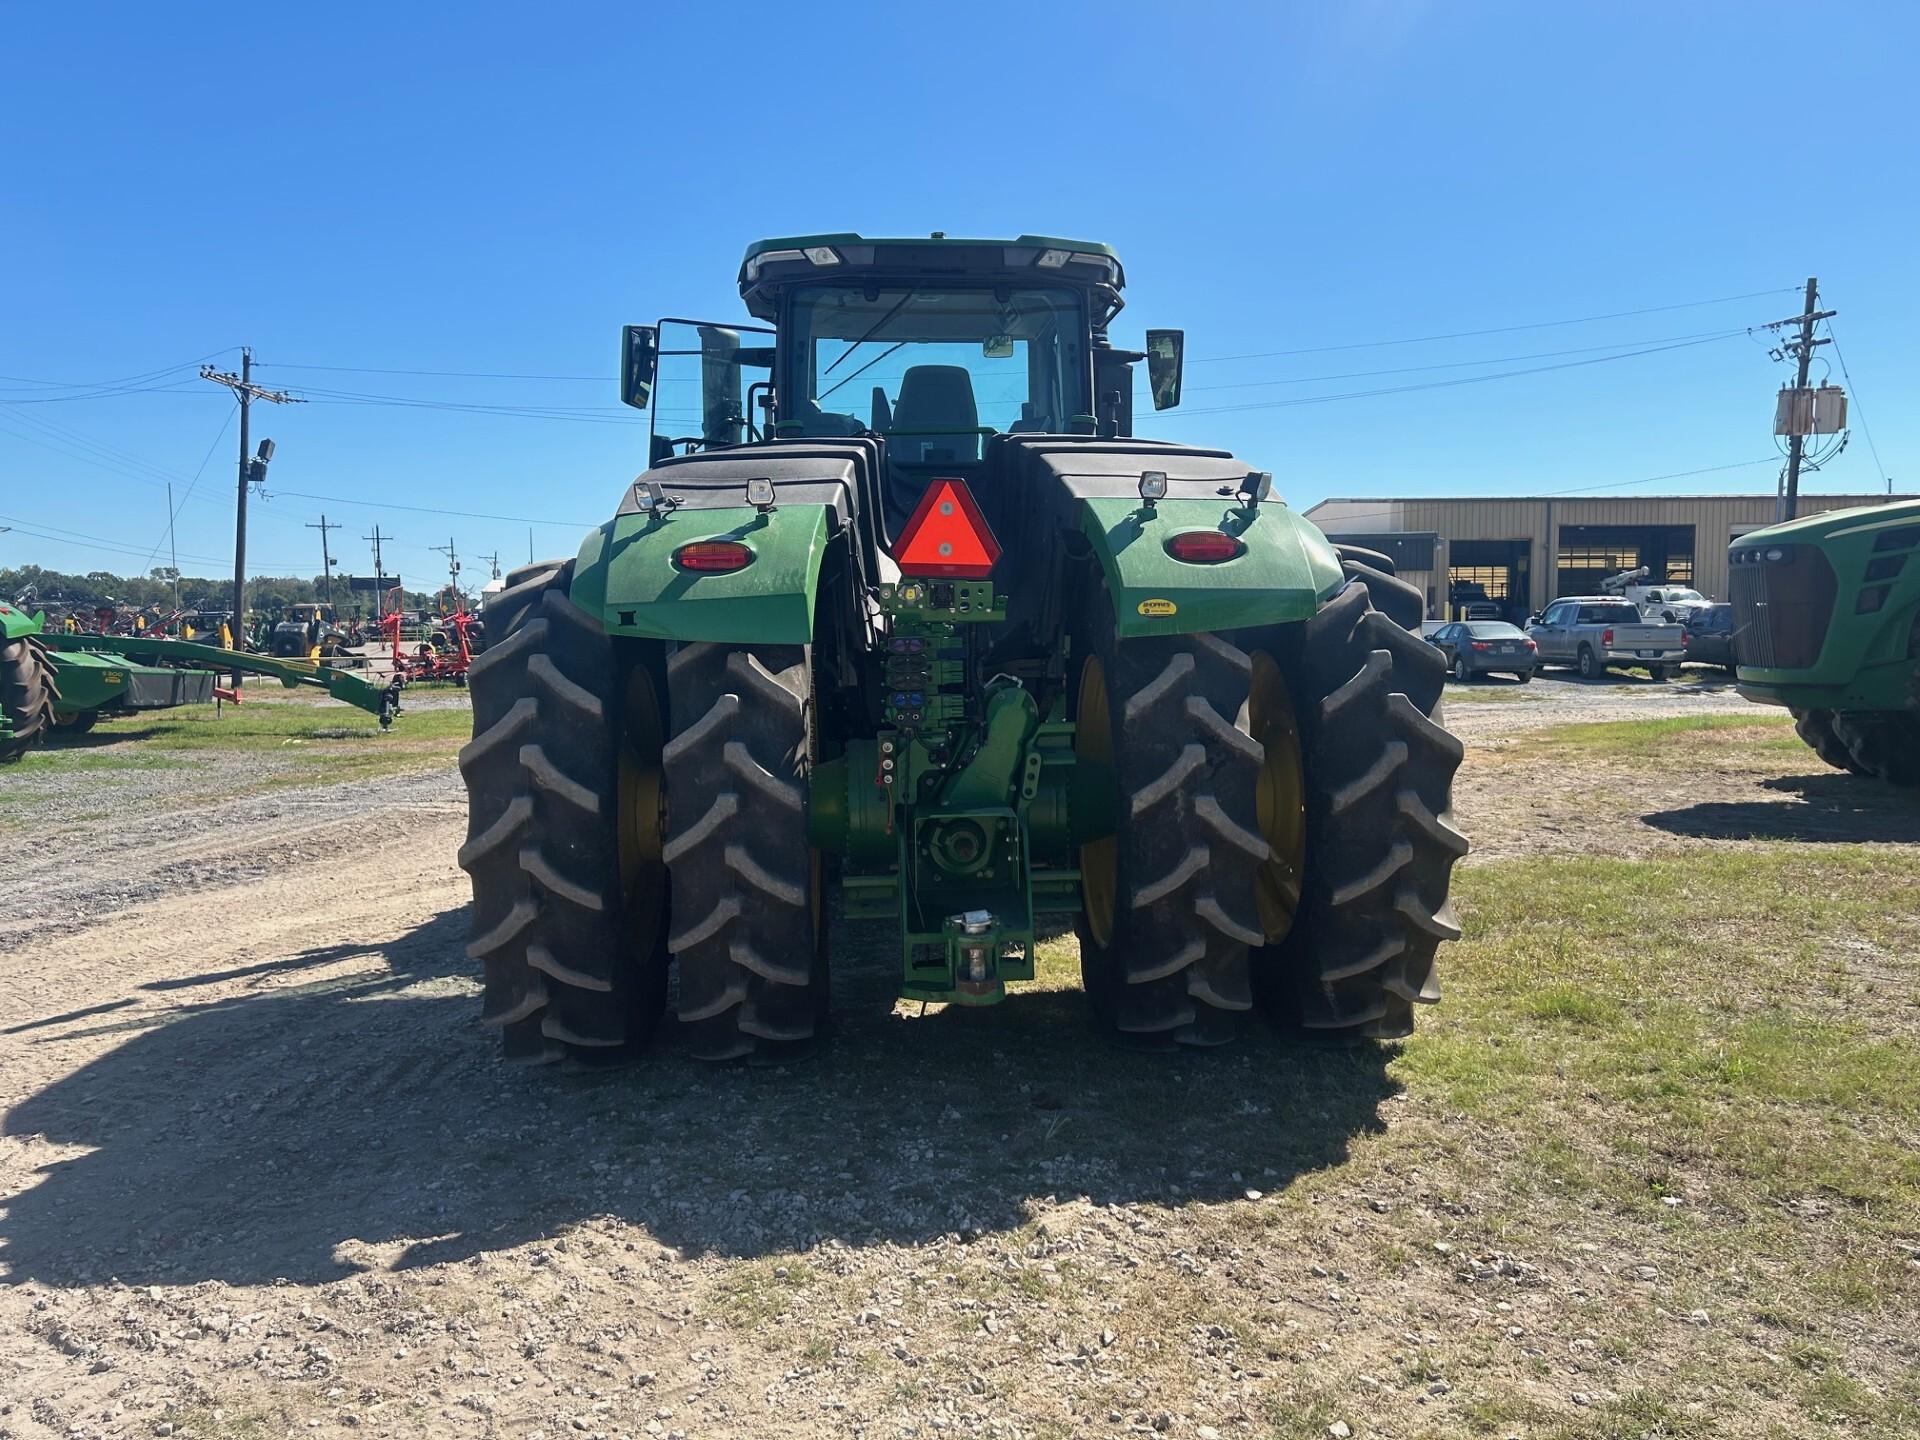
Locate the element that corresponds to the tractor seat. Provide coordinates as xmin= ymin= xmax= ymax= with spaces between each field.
xmin=887 ymin=365 xmax=980 ymax=464
xmin=884 ymin=365 xmax=985 ymax=534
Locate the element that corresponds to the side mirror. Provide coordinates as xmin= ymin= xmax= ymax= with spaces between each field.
xmin=1525 ymin=615 xmax=1541 ymax=627
xmin=1145 ymin=328 xmax=1184 ymax=411
xmin=621 ymin=325 xmax=658 ymax=410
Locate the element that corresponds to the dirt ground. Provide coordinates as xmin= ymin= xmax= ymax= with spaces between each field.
xmin=1 ymin=676 xmax=1913 ymax=1439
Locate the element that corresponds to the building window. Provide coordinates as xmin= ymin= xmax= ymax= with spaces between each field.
xmin=1557 ymin=541 xmax=1640 ymax=573
xmin=1448 ymin=564 xmax=1511 ymax=599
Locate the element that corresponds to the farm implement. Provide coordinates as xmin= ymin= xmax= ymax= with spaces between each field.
xmin=458 ymin=232 xmax=1468 ymax=1066
xmin=1 ymin=602 xmax=404 ymax=760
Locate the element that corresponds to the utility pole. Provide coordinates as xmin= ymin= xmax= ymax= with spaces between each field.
xmin=364 ymin=524 xmax=392 ymax=588
xmin=431 ymin=537 xmax=461 ymax=611
xmin=201 ymin=349 xmax=302 ymax=675
xmin=481 ymin=550 xmax=501 ymax=582
xmin=307 ymin=514 xmax=341 ymax=601
xmin=1769 ymin=278 xmax=1836 ymax=522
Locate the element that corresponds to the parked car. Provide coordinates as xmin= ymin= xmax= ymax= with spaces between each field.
xmin=1525 ymin=597 xmax=1686 ymax=680
xmin=1429 ymin=620 xmax=1537 ymax=682
xmin=1681 ymin=601 xmax=1738 ymax=674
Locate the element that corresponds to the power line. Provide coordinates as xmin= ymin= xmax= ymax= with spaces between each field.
xmin=1824 ymin=321 xmax=1890 ymax=493
xmin=0 ymin=511 xmax=239 ymax=567
xmin=1161 ymin=332 xmax=1746 ymax=418
xmin=257 ymin=361 xmax=607 ymax=381
xmin=144 ymin=401 xmax=238 ymax=568
xmin=1185 ymin=286 xmax=1799 ymax=365
xmin=1178 ymin=327 xmax=1749 ymax=395
xmin=267 ymin=487 xmax=596 ymax=528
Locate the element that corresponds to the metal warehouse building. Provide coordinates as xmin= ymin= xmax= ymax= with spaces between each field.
xmin=1306 ymin=492 xmax=1911 ymax=623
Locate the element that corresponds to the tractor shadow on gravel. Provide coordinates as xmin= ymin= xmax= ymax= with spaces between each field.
xmin=1642 ymin=771 xmax=1920 ymax=844
xmin=0 ymin=910 xmax=1396 ymax=1288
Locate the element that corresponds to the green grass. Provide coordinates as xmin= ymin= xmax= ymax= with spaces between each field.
xmin=25 ymin=693 xmax=469 ymax=791
xmin=1390 ymin=847 xmax=1920 ymax=1434
xmin=1504 ymin=711 xmax=1800 ymax=761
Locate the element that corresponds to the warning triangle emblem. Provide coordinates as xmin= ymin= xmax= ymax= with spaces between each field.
xmin=891 ymin=478 xmax=1001 ymax=579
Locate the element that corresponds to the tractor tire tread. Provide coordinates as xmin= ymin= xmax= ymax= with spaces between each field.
xmin=458 ymin=563 xmax=665 ymax=1062
xmin=664 ymin=642 xmax=822 ymax=1061
xmin=1258 ymin=574 xmax=1467 ymax=1040
xmin=0 ymin=635 xmax=59 ymax=764
xmin=1829 ymin=710 xmax=1920 ymax=786
xmin=1077 ymin=610 xmax=1265 ymax=1048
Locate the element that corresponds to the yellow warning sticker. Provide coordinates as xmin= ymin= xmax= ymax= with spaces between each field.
xmin=1137 ymin=598 xmax=1177 ymax=617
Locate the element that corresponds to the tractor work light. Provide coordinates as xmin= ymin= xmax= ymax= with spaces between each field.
xmin=1165 ymin=531 xmax=1245 ymax=564
xmin=1033 ymin=247 xmax=1116 ymax=275
xmin=746 ymin=477 xmax=777 ymax=512
xmin=673 ymin=541 xmax=755 ymax=573
xmin=744 ymin=246 xmax=842 ymax=281
xmin=635 ymin=480 xmax=679 ymax=514
xmin=1138 ymin=470 xmax=1168 ymax=504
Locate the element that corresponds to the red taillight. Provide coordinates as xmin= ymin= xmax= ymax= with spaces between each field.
xmin=1165 ymin=531 xmax=1245 ymax=564
xmin=673 ymin=541 xmax=754 ymax=573
xmin=1602 ymin=628 xmax=1614 ymax=646
xmin=1682 ymin=630 xmax=1693 ymax=646
xmin=1524 ymin=638 xmax=1537 ymax=650
xmin=1470 ymin=641 xmax=1492 ymax=652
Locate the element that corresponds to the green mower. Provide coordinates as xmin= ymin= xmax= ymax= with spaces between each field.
xmin=459 ymin=233 xmax=1468 ymax=1063
xmin=0 ymin=603 xmax=403 ymax=760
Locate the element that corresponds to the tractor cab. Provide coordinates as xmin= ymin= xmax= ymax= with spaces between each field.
xmin=621 ymin=235 xmax=1184 ymax=536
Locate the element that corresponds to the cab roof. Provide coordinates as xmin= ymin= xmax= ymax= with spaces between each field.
xmin=737 ymin=233 xmax=1126 ymax=317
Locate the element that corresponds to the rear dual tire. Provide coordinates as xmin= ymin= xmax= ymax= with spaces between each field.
xmin=1074 ymin=559 xmax=1467 ymax=1046
xmin=459 ymin=562 xmax=823 ymax=1064
xmin=459 ymin=561 xmax=668 ymax=1065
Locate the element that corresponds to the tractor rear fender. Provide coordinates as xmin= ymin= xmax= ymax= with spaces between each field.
xmin=571 ymin=504 xmax=835 ymax=644
xmin=1078 ymin=497 xmax=1346 ymax=639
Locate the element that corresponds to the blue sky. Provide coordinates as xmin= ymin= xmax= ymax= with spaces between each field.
xmin=3 ymin=1 xmax=1914 ymax=590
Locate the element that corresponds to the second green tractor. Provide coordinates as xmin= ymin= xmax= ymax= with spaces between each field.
xmin=458 ymin=234 xmax=1468 ymax=1063
xmin=1731 ymin=496 xmax=1920 ymax=783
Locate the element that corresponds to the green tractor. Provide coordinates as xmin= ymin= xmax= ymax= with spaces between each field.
xmin=459 ymin=234 xmax=1467 ymax=1064
xmin=1732 ymin=497 xmax=1920 ymax=783
xmin=1 ymin=600 xmax=59 ymax=761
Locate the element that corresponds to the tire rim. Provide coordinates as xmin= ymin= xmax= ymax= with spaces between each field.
xmin=1248 ymin=652 xmax=1306 ymax=945
xmin=1075 ymin=653 xmax=1117 ymax=948
xmin=618 ymin=666 xmax=667 ymax=949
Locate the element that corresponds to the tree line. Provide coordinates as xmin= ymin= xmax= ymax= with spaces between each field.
xmin=0 ymin=564 xmax=437 ymax=616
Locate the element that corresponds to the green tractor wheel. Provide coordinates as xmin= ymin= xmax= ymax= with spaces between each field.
xmin=1828 ymin=709 xmax=1920 ymax=786
xmin=458 ymin=560 xmax=669 ymax=1064
xmin=1 ymin=633 xmax=58 ymax=763
xmin=1072 ymin=604 xmax=1266 ymax=1046
xmin=661 ymin=642 xmax=826 ymax=1061
xmin=1256 ymin=569 xmax=1467 ymax=1039
xmin=1791 ymin=708 xmax=1869 ymax=776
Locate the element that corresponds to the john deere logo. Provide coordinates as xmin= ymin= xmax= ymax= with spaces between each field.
xmin=1137 ymin=598 xmax=1177 ymax=617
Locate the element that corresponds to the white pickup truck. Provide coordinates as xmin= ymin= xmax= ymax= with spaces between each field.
xmin=1525 ymin=597 xmax=1686 ymax=680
